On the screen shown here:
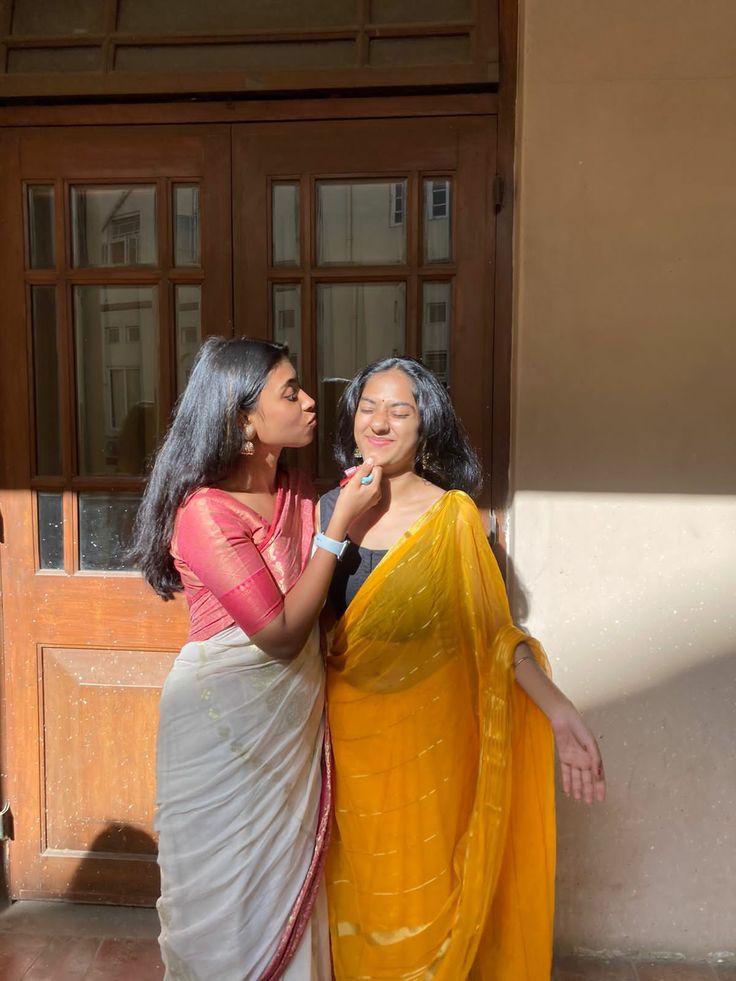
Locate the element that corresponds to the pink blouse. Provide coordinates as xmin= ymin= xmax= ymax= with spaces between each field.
xmin=171 ymin=469 xmax=315 ymax=643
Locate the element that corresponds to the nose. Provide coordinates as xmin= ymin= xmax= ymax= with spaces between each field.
xmin=370 ymin=408 xmax=390 ymax=433
xmin=301 ymin=389 xmax=316 ymax=412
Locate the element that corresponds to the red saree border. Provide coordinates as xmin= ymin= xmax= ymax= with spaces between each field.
xmin=258 ymin=721 xmax=334 ymax=981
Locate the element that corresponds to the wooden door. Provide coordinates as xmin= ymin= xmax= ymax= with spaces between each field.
xmin=233 ymin=116 xmax=497 ymax=487
xmin=0 ymin=125 xmax=231 ymax=903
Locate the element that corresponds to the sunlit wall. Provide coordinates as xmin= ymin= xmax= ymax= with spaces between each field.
xmin=512 ymin=0 xmax=736 ymax=957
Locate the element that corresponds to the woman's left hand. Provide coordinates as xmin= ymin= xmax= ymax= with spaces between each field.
xmin=550 ymin=702 xmax=606 ymax=804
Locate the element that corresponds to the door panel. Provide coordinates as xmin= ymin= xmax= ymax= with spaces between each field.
xmin=0 ymin=125 xmax=231 ymax=903
xmin=0 ymin=111 xmax=497 ymax=907
xmin=233 ymin=116 xmax=497 ymax=486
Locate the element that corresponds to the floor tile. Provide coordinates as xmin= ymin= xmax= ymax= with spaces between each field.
xmin=21 ymin=936 xmax=100 ymax=980
xmin=84 ymin=939 xmax=164 ymax=981
xmin=0 ymin=932 xmax=47 ymax=981
xmin=636 ymin=963 xmax=718 ymax=980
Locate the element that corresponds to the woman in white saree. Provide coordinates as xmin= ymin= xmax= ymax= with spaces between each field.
xmin=131 ymin=337 xmax=380 ymax=980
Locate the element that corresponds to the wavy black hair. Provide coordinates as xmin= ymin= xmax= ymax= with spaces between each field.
xmin=334 ymin=356 xmax=483 ymax=497
xmin=129 ymin=336 xmax=289 ymax=600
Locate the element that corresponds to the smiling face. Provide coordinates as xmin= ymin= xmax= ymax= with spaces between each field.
xmin=353 ymin=368 xmax=421 ymax=475
xmin=248 ymin=358 xmax=317 ymax=449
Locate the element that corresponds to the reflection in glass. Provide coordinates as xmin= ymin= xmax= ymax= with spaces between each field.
xmin=71 ymin=185 xmax=156 ymax=267
xmin=422 ymin=282 xmax=451 ymax=386
xmin=272 ymin=284 xmax=301 ymax=378
xmin=27 ymin=186 xmax=56 ymax=268
xmin=174 ymin=185 xmax=200 ymax=266
xmin=79 ymin=493 xmax=141 ymax=571
xmin=272 ymin=183 xmax=300 ymax=266
xmin=317 ymin=181 xmax=407 ymax=266
xmin=423 ymin=178 xmax=452 ymax=263
xmin=317 ymin=282 xmax=405 ymax=475
xmin=38 ymin=492 xmax=64 ymax=571
xmin=175 ymin=285 xmax=201 ymax=396
xmin=74 ymin=286 xmax=158 ymax=476
xmin=31 ymin=286 xmax=62 ymax=475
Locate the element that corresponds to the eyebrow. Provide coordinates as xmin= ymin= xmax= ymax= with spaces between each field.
xmin=359 ymin=396 xmax=415 ymax=409
xmin=280 ymin=376 xmax=299 ymax=391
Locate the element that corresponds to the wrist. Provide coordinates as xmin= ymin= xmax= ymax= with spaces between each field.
xmin=323 ymin=516 xmax=348 ymax=544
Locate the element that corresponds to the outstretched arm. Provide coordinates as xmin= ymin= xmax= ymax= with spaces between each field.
xmin=513 ymin=643 xmax=606 ymax=805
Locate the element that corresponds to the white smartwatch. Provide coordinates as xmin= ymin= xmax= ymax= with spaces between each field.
xmin=314 ymin=531 xmax=349 ymax=560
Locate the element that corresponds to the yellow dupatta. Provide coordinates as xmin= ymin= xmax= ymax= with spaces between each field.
xmin=326 ymin=491 xmax=556 ymax=980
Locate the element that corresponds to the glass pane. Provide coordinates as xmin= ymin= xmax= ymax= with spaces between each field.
xmin=272 ymin=183 xmax=300 ymax=267
xmin=317 ymin=181 xmax=407 ymax=266
xmin=78 ymin=493 xmax=141 ymax=572
xmin=422 ymin=282 xmax=451 ymax=386
xmin=27 ymin=186 xmax=55 ymax=269
xmin=272 ymin=284 xmax=301 ymax=378
xmin=174 ymin=186 xmax=200 ymax=267
xmin=38 ymin=493 xmax=64 ymax=571
xmin=369 ymin=35 xmax=470 ymax=66
xmin=175 ymin=285 xmax=202 ymax=396
xmin=317 ymin=282 xmax=406 ymax=475
xmin=115 ymin=39 xmax=354 ymax=72
xmin=74 ymin=286 xmax=159 ymax=476
xmin=370 ymin=0 xmax=471 ymax=22
xmin=119 ymin=0 xmax=357 ymax=32
xmin=71 ymin=186 xmax=156 ymax=268
xmin=12 ymin=0 xmax=106 ymax=35
xmin=423 ymin=178 xmax=452 ymax=262
xmin=31 ymin=286 xmax=62 ymax=475
xmin=8 ymin=46 xmax=102 ymax=73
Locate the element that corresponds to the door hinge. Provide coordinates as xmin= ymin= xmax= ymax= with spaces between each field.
xmin=0 ymin=802 xmax=13 ymax=841
xmin=493 ymin=173 xmax=505 ymax=212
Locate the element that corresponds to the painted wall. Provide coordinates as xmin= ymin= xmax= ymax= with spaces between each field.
xmin=512 ymin=0 xmax=736 ymax=958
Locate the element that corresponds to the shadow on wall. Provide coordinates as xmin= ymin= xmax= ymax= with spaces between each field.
xmin=552 ymin=647 xmax=736 ymax=959
xmin=67 ymin=824 xmax=158 ymax=906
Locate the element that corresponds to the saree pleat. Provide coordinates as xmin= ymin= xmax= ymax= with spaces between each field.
xmin=156 ymin=624 xmax=331 ymax=981
xmin=326 ymin=491 xmax=556 ymax=980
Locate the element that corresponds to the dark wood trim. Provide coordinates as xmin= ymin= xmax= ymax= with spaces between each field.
xmin=0 ymin=64 xmax=497 ymax=101
xmin=490 ymin=0 xmax=517 ymax=515
xmin=0 ymin=93 xmax=497 ymax=128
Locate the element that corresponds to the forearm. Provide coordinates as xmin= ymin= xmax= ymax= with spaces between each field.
xmin=513 ymin=642 xmax=573 ymax=724
xmin=249 ymin=509 xmax=348 ymax=659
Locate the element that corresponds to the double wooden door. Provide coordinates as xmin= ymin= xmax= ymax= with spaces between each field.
xmin=0 ymin=113 xmax=496 ymax=904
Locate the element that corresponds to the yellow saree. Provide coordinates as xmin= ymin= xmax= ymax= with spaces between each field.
xmin=326 ymin=491 xmax=556 ymax=980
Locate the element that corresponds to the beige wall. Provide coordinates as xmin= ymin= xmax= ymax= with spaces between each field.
xmin=512 ymin=0 xmax=736 ymax=958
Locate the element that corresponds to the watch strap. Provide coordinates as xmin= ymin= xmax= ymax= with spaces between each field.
xmin=314 ymin=531 xmax=349 ymax=560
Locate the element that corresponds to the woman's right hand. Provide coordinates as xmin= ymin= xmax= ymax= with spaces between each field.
xmin=333 ymin=458 xmax=383 ymax=525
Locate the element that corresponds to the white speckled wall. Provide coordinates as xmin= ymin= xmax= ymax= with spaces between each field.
xmin=512 ymin=0 xmax=736 ymax=958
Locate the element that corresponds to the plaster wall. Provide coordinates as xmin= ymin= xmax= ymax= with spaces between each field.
xmin=512 ymin=0 xmax=736 ymax=958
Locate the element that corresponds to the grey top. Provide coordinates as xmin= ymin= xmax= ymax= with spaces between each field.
xmin=319 ymin=487 xmax=388 ymax=620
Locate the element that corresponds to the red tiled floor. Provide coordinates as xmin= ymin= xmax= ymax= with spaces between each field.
xmin=83 ymin=939 xmax=163 ymax=981
xmin=21 ymin=937 xmax=100 ymax=980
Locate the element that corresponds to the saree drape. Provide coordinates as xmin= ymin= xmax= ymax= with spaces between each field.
xmin=326 ymin=491 xmax=556 ymax=980
xmin=156 ymin=624 xmax=331 ymax=981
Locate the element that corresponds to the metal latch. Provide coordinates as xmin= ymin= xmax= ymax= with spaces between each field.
xmin=0 ymin=802 xmax=13 ymax=841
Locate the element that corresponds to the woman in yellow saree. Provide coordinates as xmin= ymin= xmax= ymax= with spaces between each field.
xmin=319 ymin=358 xmax=606 ymax=980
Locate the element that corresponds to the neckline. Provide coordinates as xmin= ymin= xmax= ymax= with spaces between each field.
xmin=350 ymin=490 xmax=450 ymax=557
xmin=204 ymin=472 xmax=287 ymax=544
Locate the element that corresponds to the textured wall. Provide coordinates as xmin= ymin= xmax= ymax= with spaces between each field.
xmin=512 ymin=0 xmax=736 ymax=958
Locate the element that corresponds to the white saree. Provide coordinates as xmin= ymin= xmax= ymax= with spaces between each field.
xmin=155 ymin=623 xmax=331 ymax=981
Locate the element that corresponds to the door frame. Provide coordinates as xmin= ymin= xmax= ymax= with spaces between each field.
xmin=0 ymin=66 xmax=521 ymax=900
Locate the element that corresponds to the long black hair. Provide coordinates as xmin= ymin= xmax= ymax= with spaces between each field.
xmin=334 ymin=356 xmax=483 ymax=497
xmin=129 ymin=336 xmax=289 ymax=600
